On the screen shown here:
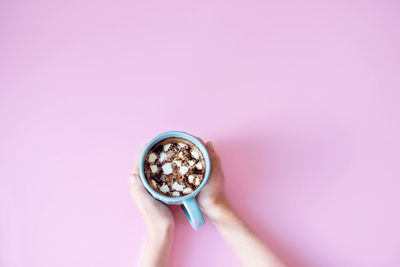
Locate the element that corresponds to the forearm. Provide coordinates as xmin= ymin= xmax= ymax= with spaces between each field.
xmin=206 ymin=198 xmax=285 ymax=267
xmin=140 ymin=225 xmax=174 ymax=267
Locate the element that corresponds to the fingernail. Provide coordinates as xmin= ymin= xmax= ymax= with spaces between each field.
xmin=129 ymin=174 xmax=138 ymax=184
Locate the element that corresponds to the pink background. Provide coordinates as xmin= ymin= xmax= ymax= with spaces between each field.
xmin=1 ymin=0 xmax=399 ymax=266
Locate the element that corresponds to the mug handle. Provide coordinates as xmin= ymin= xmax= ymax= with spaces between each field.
xmin=181 ymin=198 xmax=205 ymax=230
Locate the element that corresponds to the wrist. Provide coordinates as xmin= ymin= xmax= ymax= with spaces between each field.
xmin=147 ymin=220 xmax=174 ymax=241
xmin=204 ymin=195 xmax=233 ymax=223
xmin=143 ymin=221 xmax=174 ymax=267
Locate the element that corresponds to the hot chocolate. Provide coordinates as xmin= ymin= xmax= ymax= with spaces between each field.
xmin=144 ymin=137 xmax=206 ymax=197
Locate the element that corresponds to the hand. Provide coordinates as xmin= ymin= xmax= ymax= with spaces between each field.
xmin=129 ymin=148 xmax=174 ymax=235
xmin=197 ymin=141 xmax=229 ymax=220
xmin=130 ymin=148 xmax=175 ymax=267
xmin=196 ymin=141 xmax=286 ymax=267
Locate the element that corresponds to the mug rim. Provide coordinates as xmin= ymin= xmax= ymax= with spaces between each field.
xmin=139 ymin=131 xmax=211 ymax=204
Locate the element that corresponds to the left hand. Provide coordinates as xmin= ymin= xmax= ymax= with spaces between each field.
xmin=129 ymin=147 xmax=174 ymax=234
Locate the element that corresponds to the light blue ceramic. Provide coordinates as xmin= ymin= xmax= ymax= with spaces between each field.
xmin=139 ymin=131 xmax=211 ymax=230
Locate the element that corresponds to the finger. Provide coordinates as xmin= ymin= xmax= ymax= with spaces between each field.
xmin=131 ymin=145 xmax=145 ymax=175
xmin=206 ymin=141 xmax=221 ymax=165
xmin=206 ymin=141 xmax=214 ymax=152
xmin=129 ymin=173 xmax=155 ymax=204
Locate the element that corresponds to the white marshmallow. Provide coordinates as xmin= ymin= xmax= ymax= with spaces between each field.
xmin=159 ymin=152 xmax=168 ymax=162
xmin=173 ymin=160 xmax=182 ymax=167
xmin=195 ymin=161 xmax=203 ymax=170
xmin=183 ymin=188 xmax=192 ymax=194
xmin=151 ymin=179 xmax=157 ymax=187
xmin=188 ymin=160 xmax=195 ymax=166
xmin=195 ymin=178 xmax=201 ymax=186
xmin=148 ymin=153 xmax=157 ymax=163
xmin=160 ymin=184 xmax=169 ymax=193
xmin=178 ymin=143 xmax=188 ymax=148
xmin=188 ymin=175 xmax=195 ymax=184
xmin=163 ymin=143 xmax=171 ymax=151
xmin=178 ymin=152 xmax=183 ymax=158
xmin=172 ymin=191 xmax=180 ymax=197
xmin=150 ymin=165 xmax=158 ymax=173
xmin=172 ymin=181 xmax=184 ymax=191
xmin=162 ymin=163 xmax=173 ymax=175
xmin=179 ymin=166 xmax=189 ymax=175
xmin=191 ymin=149 xmax=200 ymax=159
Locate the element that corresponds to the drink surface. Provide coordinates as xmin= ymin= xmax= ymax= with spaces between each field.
xmin=144 ymin=137 xmax=206 ymax=197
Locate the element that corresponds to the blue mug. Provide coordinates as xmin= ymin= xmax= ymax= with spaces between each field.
xmin=139 ymin=131 xmax=211 ymax=230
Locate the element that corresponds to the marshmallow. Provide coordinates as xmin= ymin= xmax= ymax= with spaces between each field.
xmin=148 ymin=153 xmax=157 ymax=163
xmin=160 ymin=184 xmax=170 ymax=193
xmin=150 ymin=165 xmax=158 ymax=173
xmin=179 ymin=166 xmax=189 ymax=175
xmin=172 ymin=191 xmax=180 ymax=197
xmin=188 ymin=160 xmax=195 ymax=166
xmin=178 ymin=143 xmax=188 ymax=149
xmin=178 ymin=152 xmax=183 ymax=158
xmin=183 ymin=188 xmax=192 ymax=194
xmin=191 ymin=149 xmax=200 ymax=159
xmin=188 ymin=175 xmax=195 ymax=184
xmin=151 ymin=179 xmax=157 ymax=187
xmin=173 ymin=160 xmax=182 ymax=167
xmin=163 ymin=143 xmax=171 ymax=151
xmin=195 ymin=177 xmax=201 ymax=186
xmin=159 ymin=152 xmax=168 ymax=162
xmin=162 ymin=163 xmax=173 ymax=175
xmin=172 ymin=181 xmax=184 ymax=191
xmin=195 ymin=161 xmax=203 ymax=170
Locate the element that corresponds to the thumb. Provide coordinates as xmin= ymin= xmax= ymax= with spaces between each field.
xmin=129 ymin=173 xmax=155 ymax=204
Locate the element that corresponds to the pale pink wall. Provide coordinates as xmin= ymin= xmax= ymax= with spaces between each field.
xmin=1 ymin=0 xmax=399 ymax=266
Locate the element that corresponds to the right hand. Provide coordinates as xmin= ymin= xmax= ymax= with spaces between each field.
xmin=197 ymin=141 xmax=228 ymax=219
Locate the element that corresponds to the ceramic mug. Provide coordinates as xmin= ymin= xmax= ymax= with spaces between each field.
xmin=139 ymin=131 xmax=211 ymax=230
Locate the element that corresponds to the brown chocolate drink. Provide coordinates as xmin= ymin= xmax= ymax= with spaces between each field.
xmin=144 ymin=137 xmax=206 ymax=197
